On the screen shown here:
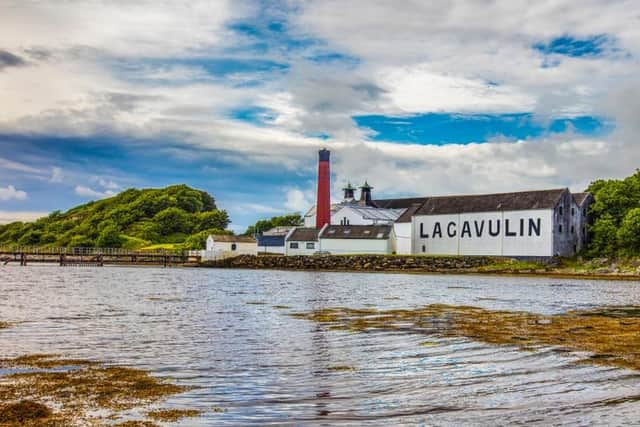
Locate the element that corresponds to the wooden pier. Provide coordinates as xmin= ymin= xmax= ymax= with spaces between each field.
xmin=0 ymin=246 xmax=201 ymax=267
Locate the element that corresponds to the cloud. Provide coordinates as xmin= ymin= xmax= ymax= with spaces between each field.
xmin=0 ymin=185 xmax=27 ymax=201
xmin=50 ymin=167 xmax=63 ymax=183
xmin=285 ymin=188 xmax=313 ymax=212
xmin=0 ymin=0 xmax=639 ymax=224
xmin=234 ymin=202 xmax=284 ymax=214
xmin=0 ymin=210 xmax=47 ymax=224
xmin=0 ymin=49 xmax=26 ymax=70
xmin=74 ymin=185 xmax=115 ymax=199
xmin=0 ymin=157 xmax=43 ymax=175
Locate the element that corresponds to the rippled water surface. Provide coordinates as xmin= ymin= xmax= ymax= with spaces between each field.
xmin=2 ymin=266 xmax=640 ymax=425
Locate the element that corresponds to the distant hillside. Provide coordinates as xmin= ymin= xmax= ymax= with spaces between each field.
xmin=0 ymin=184 xmax=230 ymax=249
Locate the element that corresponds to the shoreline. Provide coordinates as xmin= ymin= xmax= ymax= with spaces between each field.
xmin=197 ymin=264 xmax=640 ymax=281
xmin=197 ymin=254 xmax=640 ymax=281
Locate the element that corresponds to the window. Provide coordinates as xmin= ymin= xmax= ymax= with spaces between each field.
xmin=344 ymin=230 xmax=351 ymax=234
xmin=559 ymin=206 xmax=563 ymax=216
xmin=422 ymin=245 xmax=426 ymax=253
xmin=570 ymin=225 xmax=575 ymax=234
xmin=231 ymin=243 xmax=237 ymax=251
xmin=290 ymin=242 xmax=299 ymax=249
xmin=376 ymin=232 xmax=384 ymax=238
xmin=571 ymin=207 xmax=575 ymax=216
xmin=363 ymin=230 xmax=371 ymax=234
xmin=306 ymin=242 xmax=315 ymax=249
xmin=582 ymin=208 xmax=586 ymax=217
xmin=328 ymin=229 xmax=336 ymax=234
xmin=558 ymin=224 xmax=563 ymax=233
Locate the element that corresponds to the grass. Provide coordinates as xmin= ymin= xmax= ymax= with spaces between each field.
xmin=139 ymin=243 xmax=179 ymax=251
xmin=291 ymin=304 xmax=640 ymax=371
xmin=0 ymin=354 xmax=193 ymax=426
xmin=478 ymin=259 xmax=547 ymax=272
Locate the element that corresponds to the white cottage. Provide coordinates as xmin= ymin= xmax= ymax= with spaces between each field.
xmin=285 ymin=227 xmax=322 ymax=256
xmin=204 ymin=234 xmax=257 ymax=260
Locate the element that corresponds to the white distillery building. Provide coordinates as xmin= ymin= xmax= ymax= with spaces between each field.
xmin=411 ymin=189 xmax=591 ymax=257
xmin=319 ymin=225 xmax=395 ymax=255
xmin=299 ymin=186 xmax=592 ymax=257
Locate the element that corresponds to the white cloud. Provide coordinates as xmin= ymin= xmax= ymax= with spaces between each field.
xmin=74 ymin=185 xmax=115 ymax=199
xmin=234 ymin=203 xmax=284 ymax=215
xmin=0 ymin=210 xmax=47 ymax=224
xmin=0 ymin=0 xmax=639 ymax=213
xmin=50 ymin=167 xmax=63 ymax=183
xmin=0 ymin=157 xmax=43 ymax=175
xmin=285 ymin=188 xmax=314 ymax=212
xmin=0 ymin=185 xmax=27 ymax=201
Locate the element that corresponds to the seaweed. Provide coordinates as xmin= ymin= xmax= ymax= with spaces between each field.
xmin=291 ymin=304 xmax=640 ymax=371
xmin=146 ymin=409 xmax=202 ymax=422
xmin=0 ymin=354 xmax=193 ymax=426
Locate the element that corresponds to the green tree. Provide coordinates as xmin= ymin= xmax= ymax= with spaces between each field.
xmin=617 ymin=208 xmax=640 ymax=256
xmin=243 ymin=213 xmax=302 ymax=236
xmin=152 ymin=207 xmax=194 ymax=235
xmin=197 ymin=210 xmax=230 ymax=231
xmin=96 ymin=225 xmax=123 ymax=248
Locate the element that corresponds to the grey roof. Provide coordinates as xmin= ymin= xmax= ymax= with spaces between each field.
xmin=304 ymin=203 xmax=341 ymax=218
xmin=415 ymin=188 xmax=568 ymax=216
xmin=263 ymin=226 xmax=293 ymax=236
xmin=373 ymin=197 xmax=429 ymax=209
xmin=572 ymin=192 xmax=592 ymax=207
xmin=338 ymin=205 xmax=406 ymax=222
xmin=395 ymin=203 xmax=424 ymax=223
xmin=210 ymin=234 xmax=256 ymax=243
xmin=320 ymin=225 xmax=392 ymax=240
xmin=287 ymin=227 xmax=320 ymax=242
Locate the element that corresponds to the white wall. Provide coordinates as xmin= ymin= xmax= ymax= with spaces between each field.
xmin=412 ymin=209 xmax=554 ymax=256
xmin=304 ymin=215 xmax=315 ymax=227
xmin=257 ymin=246 xmax=285 ymax=255
xmin=320 ymin=238 xmax=392 ymax=255
xmin=286 ymin=240 xmax=319 ymax=256
xmin=393 ymin=222 xmax=412 ymax=254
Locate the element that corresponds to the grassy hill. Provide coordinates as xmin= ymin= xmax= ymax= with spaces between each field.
xmin=0 ymin=185 xmax=231 ymax=250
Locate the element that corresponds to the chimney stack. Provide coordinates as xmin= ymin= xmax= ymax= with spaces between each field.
xmin=316 ymin=149 xmax=331 ymax=229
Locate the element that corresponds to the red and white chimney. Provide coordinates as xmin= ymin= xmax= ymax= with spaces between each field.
xmin=315 ymin=149 xmax=331 ymax=229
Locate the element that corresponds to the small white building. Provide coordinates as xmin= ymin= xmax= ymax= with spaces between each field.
xmin=318 ymin=225 xmax=395 ymax=255
xmin=285 ymin=227 xmax=322 ymax=256
xmin=203 ymin=234 xmax=257 ymax=260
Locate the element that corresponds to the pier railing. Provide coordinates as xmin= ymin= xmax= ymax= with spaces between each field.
xmin=0 ymin=245 xmax=202 ymax=267
xmin=0 ymin=245 xmax=188 ymax=256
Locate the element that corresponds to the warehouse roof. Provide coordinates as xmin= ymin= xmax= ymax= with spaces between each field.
xmin=415 ymin=188 xmax=568 ymax=216
xmin=337 ymin=205 xmax=406 ymax=222
xmin=572 ymin=192 xmax=592 ymax=207
xmin=287 ymin=227 xmax=320 ymax=242
xmin=209 ymin=234 xmax=256 ymax=243
xmin=395 ymin=203 xmax=424 ymax=223
xmin=304 ymin=203 xmax=342 ymax=218
xmin=373 ymin=197 xmax=429 ymax=209
xmin=320 ymin=225 xmax=392 ymax=240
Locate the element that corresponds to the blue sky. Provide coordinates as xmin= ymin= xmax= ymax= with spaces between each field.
xmin=1 ymin=0 xmax=639 ymax=231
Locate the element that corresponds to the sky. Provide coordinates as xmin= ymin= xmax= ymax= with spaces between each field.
xmin=1 ymin=0 xmax=639 ymax=232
